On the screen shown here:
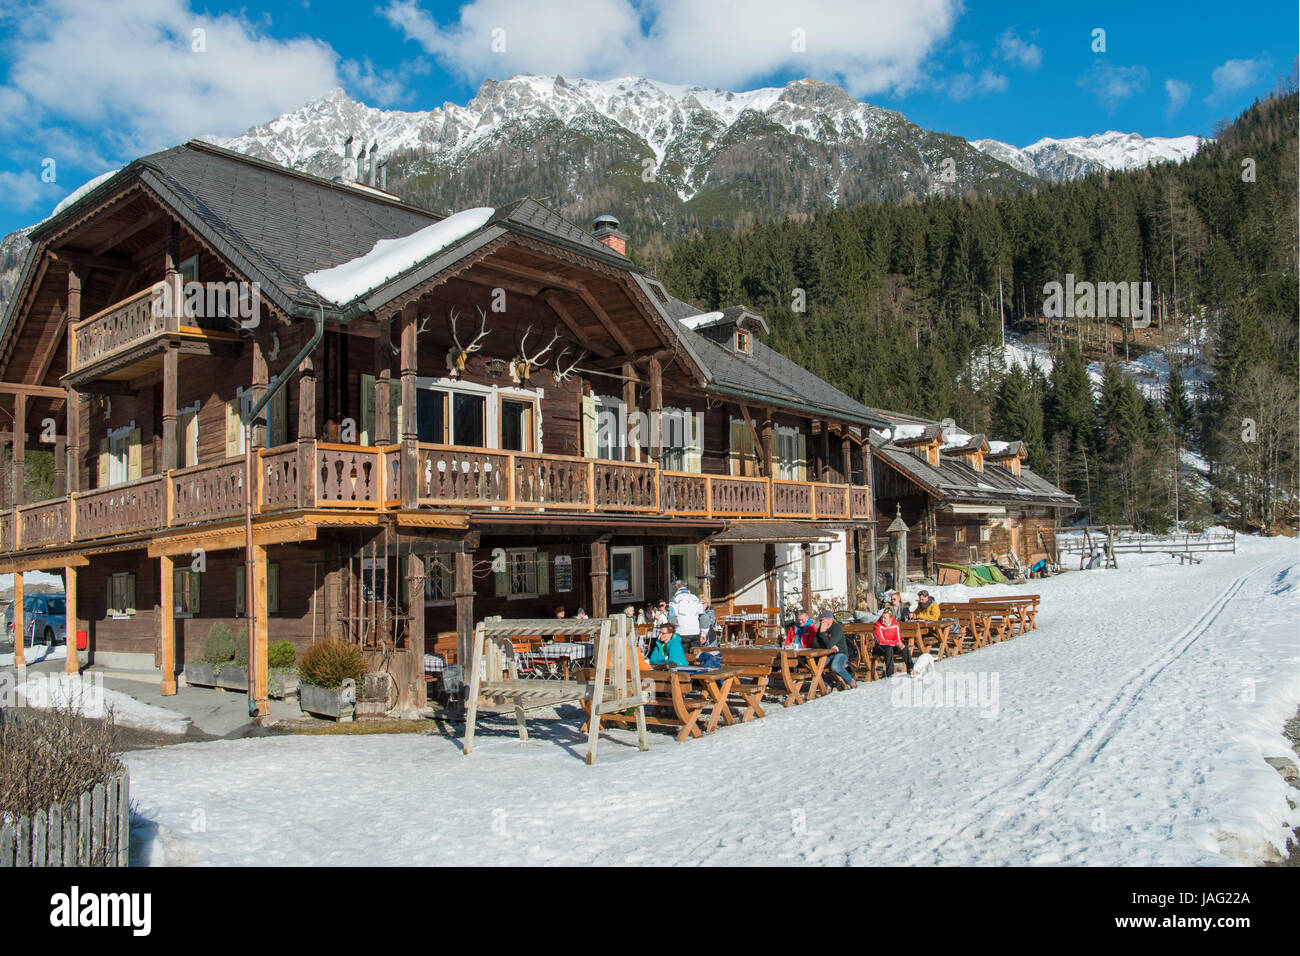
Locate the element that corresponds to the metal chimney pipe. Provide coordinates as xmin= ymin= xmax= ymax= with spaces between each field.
xmin=379 ymin=161 xmax=387 ymax=191
xmin=368 ymin=142 xmax=378 ymax=187
xmin=344 ymin=135 xmax=353 ymax=160
xmin=356 ymin=144 xmax=366 ymax=181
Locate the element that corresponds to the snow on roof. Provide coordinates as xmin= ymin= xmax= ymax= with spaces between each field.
xmin=305 ymin=206 xmax=494 ymax=304
xmin=976 ymin=481 xmax=996 ymax=490
xmin=988 ymin=440 xmax=1010 ymax=454
xmin=48 ymin=169 xmax=121 ymax=219
xmin=679 ymin=311 xmax=725 ymax=329
xmin=891 ymin=423 xmax=928 ymax=441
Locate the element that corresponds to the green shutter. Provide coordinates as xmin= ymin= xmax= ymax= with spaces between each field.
xmin=190 ymin=570 xmax=201 ymax=614
xmin=360 ymin=373 xmax=375 ymax=445
xmin=494 ymin=565 xmax=508 ymax=597
xmin=125 ymin=574 xmax=136 ymax=615
xmin=268 ymin=563 xmax=279 ymax=613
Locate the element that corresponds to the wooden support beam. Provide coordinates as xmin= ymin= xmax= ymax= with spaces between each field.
xmin=648 ymin=357 xmax=663 ymax=464
xmin=760 ymin=407 xmax=773 ymax=478
xmin=159 ymin=554 xmax=177 ymax=695
xmin=590 ymin=536 xmax=609 ymax=618
xmin=49 ymin=250 xmax=134 ymax=273
xmin=297 ymin=353 xmax=317 ymax=508
xmin=12 ymin=392 xmax=25 ymax=506
xmin=739 ymin=405 xmax=766 ymax=477
xmin=374 ymin=315 xmax=391 ymax=445
xmin=845 ymin=527 xmax=858 ymax=608
xmin=482 ymin=258 xmax=635 ymax=353
xmin=866 ymin=526 xmax=878 ymax=611
xmin=400 ymin=303 xmax=419 ymax=509
xmin=161 ymin=346 xmax=178 ymax=471
xmin=406 ymin=553 xmax=426 ymax=711
xmin=0 ymin=383 xmax=67 ymax=398
xmin=622 ymin=361 xmax=639 ymax=462
xmin=764 ymin=543 xmax=778 ymax=620
xmin=250 ymin=328 xmax=268 ymax=448
xmin=52 ymin=436 xmax=66 ymax=497
xmin=65 ymin=565 xmax=78 ymax=676
xmin=695 ymin=540 xmax=711 ymax=604
xmin=820 ymin=420 xmax=831 ymax=483
xmin=12 ymin=572 xmax=24 ymax=674
xmin=538 ymin=291 xmax=609 ymax=357
xmin=801 ymin=542 xmax=812 ymax=613
xmin=841 ymin=433 xmax=853 ymax=484
xmin=90 ymin=208 xmax=164 ymax=256
xmin=250 ymin=543 xmax=269 ymax=716
xmin=453 ymin=547 xmax=475 ymax=695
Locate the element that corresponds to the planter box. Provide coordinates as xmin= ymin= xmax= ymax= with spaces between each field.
xmin=299 ymin=679 xmax=356 ymax=721
xmin=216 ymin=665 xmax=249 ymax=692
xmin=268 ymin=670 xmax=300 ymax=699
xmin=184 ymin=662 xmax=219 ymax=688
xmin=354 ymin=672 xmax=392 ymax=720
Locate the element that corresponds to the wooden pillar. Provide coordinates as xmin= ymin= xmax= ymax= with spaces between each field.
xmin=159 ymin=554 xmax=177 ymax=695
xmin=819 ymin=421 xmax=831 ymax=482
xmin=250 ymin=543 xmax=269 ymax=716
xmin=590 ymin=536 xmax=609 ymax=618
xmin=400 ymin=303 xmax=419 ymax=508
xmin=375 ymin=316 xmax=392 ymax=445
xmin=64 ymin=565 xmax=78 ymax=675
xmin=12 ymin=571 xmax=24 ymax=673
xmin=405 ymin=553 xmax=426 ymax=710
xmin=695 ymin=539 xmax=710 ymax=603
xmin=841 ymin=434 xmax=853 ymax=484
xmin=297 ymin=353 xmax=317 ymax=507
xmin=763 ymin=543 xmax=777 ymax=616
xmin=622 ymin=361 xmax=638 ymax=462
xmin=453 ymin=546 xmax=475 ymax=691
xmin=648 ymin=357 xmax=662 ymax=464
xmin=12 ymin=392 xmax=25 ymax=506
xmin=161 ymin=345 xmax=179 ymax=471
xmin=65 ymin=265 xmax=83 ymax=494
xmin=845 ymin=527 xmax=858 ymax=606
xmin=52 ymin=436 xmax=66 ymax=497
xmin=164 ymin=220 xmax=182 ymax=333
xmin=800 ymin=542 xmax=812 ymax=612
xmin=759 ymin=408 xmax=773 ymax=476
xmin=251 ymin=331 xmax=268 ymax=449
xmin=866 ymin=526 xmax=879 ymax=609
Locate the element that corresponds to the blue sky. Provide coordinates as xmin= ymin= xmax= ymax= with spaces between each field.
xmin=0 ymin=0 xmax=1295 ymax=237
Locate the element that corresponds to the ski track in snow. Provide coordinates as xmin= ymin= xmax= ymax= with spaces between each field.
xmin=123 ymin=539 xmax=1299 ymax=866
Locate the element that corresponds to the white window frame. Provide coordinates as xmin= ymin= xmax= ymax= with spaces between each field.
xmin=667 ymin=545 xmax=698 ymax=591
xmin=173 ymin=568 xmax=200 ymax=618
xmin=774 ymin=425 xmax=800 ymax=480
xmin=177 ymin=401 xmax=200 ymax=468
xmin=594 ymin=395 xmax=624 ymax=462
xmin=415 ymin=376 xmax=543 ymax=451
xmin=609 ymin=545 xmax=644 ymax=604
xmin=108 ymin=572 xmax=135 ymax=619
xmin=106 ymin=421 xmax=135 ymax=486
xmin=660 ymin=406 xmax=700 ymax=472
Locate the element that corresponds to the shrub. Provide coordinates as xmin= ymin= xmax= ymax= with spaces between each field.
xmin=202 ymin=623 xmax=236 ymax=663
xmin=232 ymin=628 xmax=249 ymax=669
xmin=298 ymin=639 xmax=366 ymax=690
xmin=268 ymin=640 xmax=296 ymax=669
xmin=0 ymin=704 xmax=123 ymax=819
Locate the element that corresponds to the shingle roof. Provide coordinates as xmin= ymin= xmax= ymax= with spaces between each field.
xmin=871 ymin=432 xmax=1077 ymax=509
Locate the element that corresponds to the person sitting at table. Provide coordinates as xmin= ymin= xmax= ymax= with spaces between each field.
xmin=914 ymin=589 xmax=940 ymax=620
xmin=888 ymin=591 xmax=911 ymax=622
xmin=554 ymin=606 xmax=567 ymax=619
xmin=647 ymin=620 xmax=688 ymax=667
xmin=872 ymin=606 xmax=912 ymax=677
xmin=784 ymin=610 xmax=817 ymax=649
xmin=649 ymin=600 xmax=669 ymax=628
xmin=813 ymin=609 xmax=856 ymax=689
xmin=853 ymin=600 xmax=875 ymax=624
xmin=575 ymin=607 xmax=588 ymax=619
xmin=699 ymin=598 xmax=718 ymax=646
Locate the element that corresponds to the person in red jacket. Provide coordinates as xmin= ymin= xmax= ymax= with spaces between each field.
xmin=872 ymin=606 xmax=913 ymax=677
xmin=784 ymin=610 xmax=817 ymax=649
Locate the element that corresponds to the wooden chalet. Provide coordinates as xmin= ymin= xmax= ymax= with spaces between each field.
xmin=868 ymin=417 xmax=1078 ymax=583
xmin=0 ymin=140 xmax=886 ymax=715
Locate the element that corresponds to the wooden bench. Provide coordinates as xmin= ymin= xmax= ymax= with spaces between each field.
xmin=576 ymin=667 xmax=709 ymax=742
xmin=688 ymin=648 xmax=771 ymax=721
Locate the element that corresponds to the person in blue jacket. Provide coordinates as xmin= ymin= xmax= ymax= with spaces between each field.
xmin=648 ymin=620 xmax=689 ymax=667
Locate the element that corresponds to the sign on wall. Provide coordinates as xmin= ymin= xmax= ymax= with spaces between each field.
xmin=553 ymin=554 xmax=573 ymax=593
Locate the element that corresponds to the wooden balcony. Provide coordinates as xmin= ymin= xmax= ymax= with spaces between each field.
xmin=68 ymin=287 xmax=241 ymax=384
xmin=1 ymin=441 xmax=871 ymax=554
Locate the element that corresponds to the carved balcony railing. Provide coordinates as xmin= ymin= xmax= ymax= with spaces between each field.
xmin=316 ymin=443 xmax=382 ymax=506
xmin=74 ymin=475 xmax=166 ymax=541
xmin=17 ymin=499 xmax=70 ymax=549
xmin=172 ymin=459 xmax=245 ymax=525
xmin=259 ymin=445 xmax=301 ymax=512
xmin=593 ymin=461 xmax=659 ymax=513
xmin=71 ymin=288 xmax=167 ymax=371
xmin=660 ymin=471 xmax=709 ymax=515
xmin=415 ymin=445 xmax=510 ymax=507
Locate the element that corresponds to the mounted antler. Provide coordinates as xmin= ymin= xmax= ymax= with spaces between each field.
xmin=508 ymin=325 xmax=560 ymax=384
xmin=552 ymin=344 xmax=586 ymax=384
xmin=446 ymin=306 xmax=489 ymax=378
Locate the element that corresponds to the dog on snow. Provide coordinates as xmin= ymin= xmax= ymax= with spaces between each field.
xmin=911 ymin=652 xmax=936 ymax=680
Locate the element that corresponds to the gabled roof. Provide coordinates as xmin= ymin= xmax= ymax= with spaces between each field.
xmin=647 ymin=286 xmax=887 ymax=427
xmin=871 ymin=430 xmax=1077 ymax=509
xmin=942 ymin=433 xmax=989 ymax=456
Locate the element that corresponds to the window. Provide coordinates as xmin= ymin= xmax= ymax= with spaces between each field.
xmin=954 ymin=526 xmax=966 ymax=544
xmin=668 ymin=545 xmax=697 ymax=590
xmin=729 ymin=419 xmax=757 ymax=476
xmin=980 ymin=525 xmax=991 ymax=542
xmin=595 ymin=396 xmax=624 ymax=461
xmin=660 ymin=407 xmax=700 ymax=472
xmin=176 ymin=402 xmax=200 ymax=468
xmin=493 ymin=548 xmax=549 ymax=600
xmin=774 ymin=426 xmax=804 ymax=480
xmin=235 ymin=563 xmax=280 ymax=615
xmin=424 ymin=557 xmax=452 ymax=605
xmin=735 ymin=329 xmax=750 ymax=354
xmin=225 ymin=388 xmax=254 ymax=457
xmin=414 ymin=387 xmax=487 ymax=447
xmin=103 ymin=422 xmax=139 ymax=486
xmin=173 ymin=568 xmax=201 ymax=617
xmin=179 ymin=255 xmax=199 ymax=284
xmin=609 ymin=546 xmax=644 ymax=604
xmin=452 ymin=393 xmax=485 ymax=447
xmin=108 ymin=573 xmax=136 ymax=618
xmin=811 ymin=546 xmax=830 ymax=591
xmin=418 ymin=389 xmax=445 ymax=443
xmin=499 ymin=398 xmax=536 ymax=452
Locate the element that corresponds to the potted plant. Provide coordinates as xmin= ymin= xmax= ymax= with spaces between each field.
xmin=217 ymin=627 xmax=251 ymax=692
xmin=354 ymin=672 xmax=393 ymax=720
xmin=297 ymin=640 xmax=367 ymax=720
xmin=184 ymin=624 xmax=234 ymax=688
xmin=267 ymin=640 xmax=300 ymax=699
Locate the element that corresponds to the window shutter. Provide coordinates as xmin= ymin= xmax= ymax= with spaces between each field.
xmin=360 ymin=373 xmax=375 ymax=445
xmin=235 ymin=568 xmax=246 ymax=616
xmin=797 ymin=433 xmax=808 ymax=481
xmin=268 ymin=563 xmax=279 ymax=613
xmin=494 ymin=566 xmax=508 ymax=597
xmin=98 ymin=438 xmax=110 ymax=486
xmin=125 ymin=574 xmax=136 ymax=614
xmin=127 ymin=428 xmax=142 ymax=480
xmin=537 ymin=552 xmax=549 ymax=596
xmin=190 ymin=570 xmax=200 ymax=614
xmin=581 ymin=394 xmax=597 ymax=457
xmin=687 ymin=411 xmax=703 ymax=474
xmin=225 ymin=398 xmax=241 ymax=458
xmin=268 ymin=388 xmax=287 ymax=448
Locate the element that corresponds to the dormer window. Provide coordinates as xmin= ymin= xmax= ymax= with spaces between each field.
xmin=735 ymin=329 xmax=750 ymax=355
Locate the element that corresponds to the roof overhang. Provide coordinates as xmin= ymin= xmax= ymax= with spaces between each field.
xmin=947 ymin=504 xmax=1008 ymax=515
xmin=708 ymin=520 xmax=839 ymax=545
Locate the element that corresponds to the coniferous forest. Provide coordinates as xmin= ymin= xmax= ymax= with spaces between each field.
xmin=658 ymin=84 xmax=1299 ymax=534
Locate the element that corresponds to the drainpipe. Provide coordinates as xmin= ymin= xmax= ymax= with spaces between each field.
xmin=243 ymin=304 xmax=326 ymax=719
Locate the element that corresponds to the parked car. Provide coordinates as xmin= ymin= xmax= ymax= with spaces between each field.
xmin=4 ymin=594 xmax=67 ymax=646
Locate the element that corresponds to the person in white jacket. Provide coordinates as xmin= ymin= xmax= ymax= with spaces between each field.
xmin=668 ymin=579 xmax=704 ymax=652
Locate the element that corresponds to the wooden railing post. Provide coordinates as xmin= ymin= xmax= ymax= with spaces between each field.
xmin=587 ymin=460 xmax=595 ymax=512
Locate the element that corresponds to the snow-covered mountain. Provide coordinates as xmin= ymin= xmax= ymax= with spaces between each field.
xmin=972 ymin=131 xmax=1205 ymax=183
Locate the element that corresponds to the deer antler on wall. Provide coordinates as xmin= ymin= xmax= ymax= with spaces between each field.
xmin=446 ymin=306 xmax=489 ymax=378
xmin=552 ymin=344 xmax=587 ymax=384
xmin=508 ymin=325 xmax=560 ymax=384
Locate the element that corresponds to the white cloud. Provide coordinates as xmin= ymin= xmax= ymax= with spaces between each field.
xmin=1208 ymin=57 xmax=1268 ymax=100
xmin=947 ymin=70 xmax=1008 ymax=102
xmin=380 ymin=0 xmax=962 ymax=97
xmin=0 ymin=170 xmax=57 ymax=211
xmin=996 ymin=28 xmax=1041 ymax=70
xmin=1164 ymin=78 xmax=1191 ymax=118
xmin=0 ymin=0 xmax=367 ymax=155
xmin=1077 ymin=61 xmax=1148 ymax=111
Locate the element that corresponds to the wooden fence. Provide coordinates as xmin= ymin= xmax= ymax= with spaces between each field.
xmin=0 ymin=769 xmax=130 ymax=867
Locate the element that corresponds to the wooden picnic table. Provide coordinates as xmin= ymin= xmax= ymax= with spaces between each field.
xmin=760 ymin=645 xmax=834 ymax=706
xmin=674 ymin=666 xmax=743 ymax=732
xmin=688 ymin=647 xmax=772 ymax=721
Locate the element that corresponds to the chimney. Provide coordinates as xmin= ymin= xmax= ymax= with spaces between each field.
xmin=344 ymin=135 xmax=353 ymax=160
xmin=592 ymin=214 xmax=628 ymax=256
xmin=368 ymin=141 xmax=378 ymax=187
xmin=356 ymin=143 xmax=366 ymax=181
xmin=378 ymin=159 xmax=388 ymax=191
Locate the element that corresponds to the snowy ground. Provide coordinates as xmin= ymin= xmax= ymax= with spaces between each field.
xmin=0 ymin=642 xmax=65 ymax=666
xmin=123 ymin=536 xmax=1299 ymax=866
xmin=15 ymin=673 xmax=192 ymax=736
